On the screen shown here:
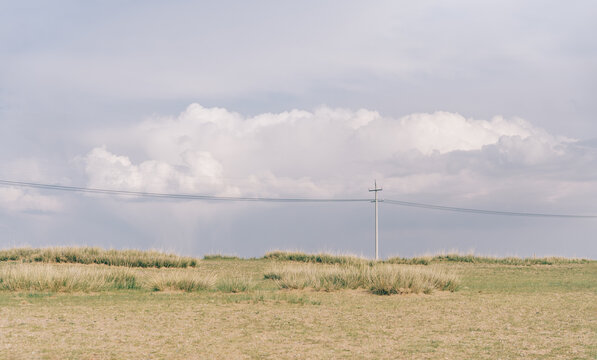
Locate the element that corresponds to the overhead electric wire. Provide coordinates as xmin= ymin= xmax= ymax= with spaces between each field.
xmin=0 ymin=179 xmax=368 ymax=203
xmin=0 ymin=179 xmax=595 ymax=218
xmin=383 ymin=199 xmax=597 ymax=218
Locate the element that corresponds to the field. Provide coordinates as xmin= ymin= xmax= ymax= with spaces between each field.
xmin=0 ymin=248 xmax=595 ymax=359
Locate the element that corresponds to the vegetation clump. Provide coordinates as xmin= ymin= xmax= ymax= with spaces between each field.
xmin=265 ymin=250 xmax=591 ymax=266
xmin=264 ymin=251 xmax=369 ymax=265
xmin=385 ymin=254 xmax=591 ymax=266
xmin=0 ymin=263 xmax=219 ymax=293
xmin=265 ymin=263 xmax=459 ymax=295
xmin=215 ymin=276 xmax=255 ymax=293
xmin=203 ymin=254 xmax=240 ymax=260
xmin=0 ymin=263 xmax=140 ymax=292
xmin=0 ymin=247 xmax=198 ymax=268
xmin=149 ymin=270 xmax=216 ymax=292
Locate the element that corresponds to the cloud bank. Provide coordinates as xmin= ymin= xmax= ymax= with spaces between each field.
xmin=83 ymin=103 xmax=595 ymax=212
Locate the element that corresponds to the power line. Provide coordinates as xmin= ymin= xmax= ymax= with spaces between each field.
xmin=383 ymin=199 xmax=597 ymax=218
xmin=0 ymin=179 xmax=595 ymax=218
xmin=0 ymin=179 xmax=368 ymax=203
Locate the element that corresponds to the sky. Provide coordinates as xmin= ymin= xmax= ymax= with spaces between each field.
xmin=1 ymin=1 xmax=596 ymax=258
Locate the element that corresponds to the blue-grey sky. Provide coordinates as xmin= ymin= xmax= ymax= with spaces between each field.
xmin=1 ymin=1 xmax=596 ymax=258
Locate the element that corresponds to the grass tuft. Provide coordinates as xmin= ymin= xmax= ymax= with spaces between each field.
xmin=368 ymin=265 xmax=459 ymax=295
xmin=148 ymin=270 xmax=216 ymax=292
xmin=215 ymin=276 xmax=255 ymax=293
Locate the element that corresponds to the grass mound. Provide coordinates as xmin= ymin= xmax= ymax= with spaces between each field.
xmin=265 ymin=250 xmax=591 ymax=266
xmin=265 ymin=263 xmax=459 ymax=295
xmin=0 ymin=247 xmax=198 ymax=268
xmin=386 ymin=253 xmax=591 ymax=265
xmin=264 ymin=251 xmax=368 ymax=265
xmin=203 ymin=254 xmax=240 ymax=260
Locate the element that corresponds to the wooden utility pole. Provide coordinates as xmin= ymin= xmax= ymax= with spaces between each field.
xmin=369 ymin=180 xmax=382 ymax=260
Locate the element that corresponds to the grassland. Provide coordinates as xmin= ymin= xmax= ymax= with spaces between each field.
xmin=0 ymin=248 xmax=595 ymax=359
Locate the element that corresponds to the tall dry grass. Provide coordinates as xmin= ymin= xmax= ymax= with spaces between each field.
xmin=264 ymin=263 xmax=459 ymax=294
xmin=0 ymin=263 xmax=140 ymax=292
xmin=148 ymin=270 xmax=217 ymax=292
xmin=0 ymin=247 xmax=198 ymax=268
xmin=215 ymin=276 xmax=256 ymax=293
xmin=0 ymin=263 xmax=219 ymax=293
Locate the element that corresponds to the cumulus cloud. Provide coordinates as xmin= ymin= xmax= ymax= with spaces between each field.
xmin=85 ymin=147 xmax=230 ymax=193
xmin=81 ymin=103 xmax=595 ymax=209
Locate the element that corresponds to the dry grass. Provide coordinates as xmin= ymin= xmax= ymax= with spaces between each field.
xmin=265 ymin=263 xmax=459 ymax=294
xmin=0 ymin=247 xmax=198 ymax=268
xmin=0 ymin=259 xmax=458 ymax=296
xmin=215 ymin=276 xmax=256 ymax=293
xmin=0 ymin=263 xmax=140 ymax=292
xmin=147 ymin=269 xmax=216 ymax=292
xmin=0 ymin=263 xmax=220 ymax=293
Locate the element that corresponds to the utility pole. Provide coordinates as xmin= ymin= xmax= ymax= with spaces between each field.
xmin=369 ymin=180 xmax=383 ymax=260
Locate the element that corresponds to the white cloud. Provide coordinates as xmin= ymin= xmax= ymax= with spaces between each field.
xmin=84 ymin=146 xmax=233 ymax=194
xmin=0 ymin=158 xmax=66 ymax=213
xmin=82 ymin=103 xmax=594 ymax=208
xmin=0 ymin=187 xmax=62 ymax=213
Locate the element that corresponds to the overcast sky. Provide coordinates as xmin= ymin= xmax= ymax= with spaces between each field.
xmin=1 ymin=1 xmax=596 ymax=258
